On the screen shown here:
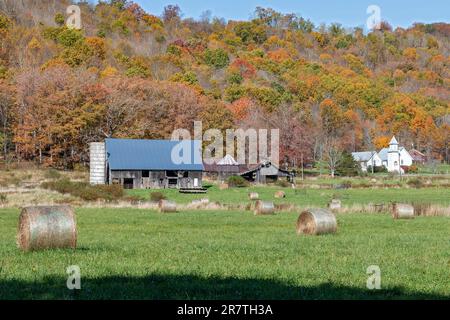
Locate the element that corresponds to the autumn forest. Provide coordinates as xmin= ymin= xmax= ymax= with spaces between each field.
xmin=0 ymin=0 xmax=448 ymax=169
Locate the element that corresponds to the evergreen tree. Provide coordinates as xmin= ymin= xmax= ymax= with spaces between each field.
xmin=336 ymin=151 xmax=360 ymax=177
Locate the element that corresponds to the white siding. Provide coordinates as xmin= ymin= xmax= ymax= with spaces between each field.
xmin=400 ymin=149 xmax=413 ymax=166
xmin=369 ymin=153 xmax=382 ymax=167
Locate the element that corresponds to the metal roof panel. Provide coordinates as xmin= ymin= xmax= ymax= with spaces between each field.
xmin=105 ymin=139 xmax=204 ymax=171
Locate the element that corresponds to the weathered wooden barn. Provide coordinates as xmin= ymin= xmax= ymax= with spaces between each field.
xmin=203 ymin=154 xmax=247 ymax=182
xmin=90 ymin=139 xmax=204 ymax=190
xmin=239 ymin=161 xmax=295 ymax=184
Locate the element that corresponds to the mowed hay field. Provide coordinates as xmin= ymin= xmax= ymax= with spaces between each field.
xmin=129 ymin=185 xmax=450 ymax=206
xmin=0 ymin=208 xmax=449 ymax=300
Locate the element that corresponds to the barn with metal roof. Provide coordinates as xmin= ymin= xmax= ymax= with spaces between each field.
xmin=90 ymin=139 xmax=204 ymax=189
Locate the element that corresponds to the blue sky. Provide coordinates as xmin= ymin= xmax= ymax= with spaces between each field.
xmin=133 ymin=0 xmax=449 ymax=29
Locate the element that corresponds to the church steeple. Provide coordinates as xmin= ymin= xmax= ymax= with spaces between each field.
xmin=389 ymin=136 xmax=399 ymax=152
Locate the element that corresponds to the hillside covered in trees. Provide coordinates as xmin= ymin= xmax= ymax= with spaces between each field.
xmin=0 ymin=0 xmax=448 ymax=169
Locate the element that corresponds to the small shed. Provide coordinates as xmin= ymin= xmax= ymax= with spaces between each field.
xmin=409 ymin=149 xmax=427 ymax=165
xmin=239 ymin=161 xmax=295 ymax=184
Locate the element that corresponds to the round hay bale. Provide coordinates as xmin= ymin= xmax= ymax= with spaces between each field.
xmin=392 ymin=203 xmax=415 ymax=219
xmin=158 ymin=200 xmax=177 ymax=213
xmin=248 ymin=192 xmax=259 ymax=200
xmin=254 ymin=201 xmax=275 ymax=215
xmin=17 ymin=205 xmax=77 ymax=252
xmin=219 ymin=183 xmax=229 ymax=190
xmin=328 ymin=199 xmax=342 ymax=211
xmin=274 ymin=191 xmax=286 ymax=199
xmin=296 ymin=209 xmax=337 ymax=235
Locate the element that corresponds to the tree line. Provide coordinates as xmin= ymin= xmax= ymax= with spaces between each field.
xmin=0 ymin=0 xmax=448 ymax=169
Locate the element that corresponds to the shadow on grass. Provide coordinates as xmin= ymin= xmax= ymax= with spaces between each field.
xmin=0 ymin=274 xmax=448 ymax=300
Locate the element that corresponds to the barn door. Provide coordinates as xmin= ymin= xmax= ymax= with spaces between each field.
xmin=123 ymin=178 xmax=134 ymax=189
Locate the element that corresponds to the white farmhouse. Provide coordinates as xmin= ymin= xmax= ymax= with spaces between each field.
xmin=351 ymin=151 xmax=382 ymax=172
xmin=378 ymin=137 xmax=413 ymax=173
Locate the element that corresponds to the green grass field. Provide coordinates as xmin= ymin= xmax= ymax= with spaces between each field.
xmin=129 ymin=185 xmax=450 ymax=206
xmin=1 ymin=208 xmax=449 ymax=300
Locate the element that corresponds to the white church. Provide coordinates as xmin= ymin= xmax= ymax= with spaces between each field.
xmin=352 ymin=137 xmax=413 ymax=173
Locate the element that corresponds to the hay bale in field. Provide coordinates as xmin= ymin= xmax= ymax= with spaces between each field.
xmin=296 ymin=209 xmax=337 ymax=235
xmin=219 ymin=183 xmax=229 ymax=190
xmin=274 ymin=191 xmax=286 ymax=199
xmin=392 ymin=203 xmax=415 ymax=219
xmin=248 ymin=192 xmax=259 ymax=200
xmin=17 ymin=205 xmax=77 ymax=252
xmin=328 ymin=199 xmax=342 ymax=211
xmin=158 ymin=200 xmax=177 ymax=213
xmin=254 ymin=201 xmax=275 ymax=215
